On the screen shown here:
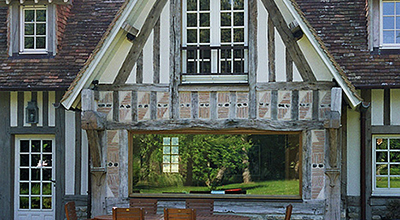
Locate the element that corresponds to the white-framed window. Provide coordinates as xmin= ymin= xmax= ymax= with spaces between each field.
xmin=182 ymin=0 xmax=248 ymax=83
xmin=162 ymin=137 xmax=179 ymax=173
xmin=373 ymin=135 xmax=400 ymax=195
xmin=380 ymin=0 xmax=400 ymax=47
xmin=20 ymin=5 xmax=48 ymax=54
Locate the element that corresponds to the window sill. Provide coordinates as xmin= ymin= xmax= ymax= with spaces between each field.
xmin=372 ymin=47 xmax=400 ymax=55
xmin=11 ymin=52 xmax=54 ymax=59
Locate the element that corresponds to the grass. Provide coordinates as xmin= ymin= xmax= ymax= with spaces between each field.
xmin=133 ymin=179 xmax=300 ymax=195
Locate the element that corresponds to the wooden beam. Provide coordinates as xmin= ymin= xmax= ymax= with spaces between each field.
xmin=113 ymin=0 xmax=168 ymax=85
xmin=260 ymin=0 xmax=316 ymax=82
xmin=268 ymin=16 xmax=275 ymax=82
xmin=256 ymin=81 xmax=334 ymax=91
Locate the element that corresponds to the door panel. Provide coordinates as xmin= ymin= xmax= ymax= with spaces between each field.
xmin=14 ymin=136 xmax=55 ymax=220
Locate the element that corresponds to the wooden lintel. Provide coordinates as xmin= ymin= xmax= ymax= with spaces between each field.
xmin=260 ymin=0 xmax=316 ymax=82
xmin=113 ymin=0 xmax=168 ymax=85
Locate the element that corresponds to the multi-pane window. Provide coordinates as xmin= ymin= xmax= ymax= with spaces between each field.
xmin=21 ymin=6 xmax=47 ymax=53
xmin=381 ymin=1 xmax=400 ymax=45
xmin=373 ymin=136 xmax=400 ymax=195
xmin=182 ymin=0 xmax=248 ymax=83
xmin=163 ymin=137 xmax=179 ymax=173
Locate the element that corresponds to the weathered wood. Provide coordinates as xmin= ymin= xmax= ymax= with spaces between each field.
xmin=136 ymin=52 xmax=143 ymax=83
xmin=9 ymin=127 xmax=56 ymax=134
xmin=153 ymin=19 xmax=160 ymax=84
xmin=210 ymin=92 xmax=217 ymax=120
xmin=0 ymin=92 xmax=11 ymax=220
xmin=91 ymin=171 xmax=107 ymax=216
xmin=98 ymin=83 xmax=169 ymax=92
xmin=330 ymin=88 xmax=342 ymax=114
xmin=256 ymin=82 xmax=334 ymax=91
xmin=324 ymin=169 xmax=341 ymax=220
xmin=384 ymin=89 xmax=390 ymax=125
xmin=260 ymin=0 xmax=316 ymax=82
xmin=81 ymin=111 xmax=106 ymax=130
xmin=291 ymin=90 xmax=299 ymax=120
xmin=361 ymin=89 xmax=372 ymax=220
xmin=113 ymin=0 xmax=168 ymax=85
xmin=268 ymin=16 xmax=275 ymax=82
xmin=86 ymin=130 xmax=103 ymax=168
xmin=81 ymin=89 xmax=96 ymax=111
xmin=105 ymin=119 xmax=325 ymax=131
xmin=119 ymin=130 xmax=129 ymax=197
xmin=286 ymin=48 xmax=293 ymax=82
xmin=180 ymin=85 xmax=249 ymax=92
xmin=150 ymin=91 xmax=157 ymax=120
xmin=230 ymin=92 xmax=237 ymax=119
xmin=132 ymin=90 xmax=138 ymax=121
xmin=170 ymin=0 xmax=181 ymax=119
xmin=43 ymin=91 xmax=49 ymax=127
xmin=302 ymin=129 xmax=312 ymax=200
xmin=17 ymin=91 xmax=24 ymax=127
xmin=192 ymin=92 xmax=198 ymax=119
xmin=113 ymin=91 xmax=119 ymax=122
xmin=371 ymin=125 xmax=400 ymax=133
xmin=248 ymin=0 xmax=257 ymax=119
xmin=271 ymin=90 xmax=278 ymax=120
xmin=121 ymin=21 xmax=139 ymax=36
xmin=55 ymin=91 xmax=66 ymax=220
xmin=312 ymin=90 xmax=319 ymax=120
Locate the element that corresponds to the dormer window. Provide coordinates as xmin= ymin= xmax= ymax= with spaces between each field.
xmin=381 ymin=0 xmax=400 ymax=47
xmin=20 ymin=6 xmax=48 ymax=53
xmin=182 ymin=0 xmax=248 ymax=84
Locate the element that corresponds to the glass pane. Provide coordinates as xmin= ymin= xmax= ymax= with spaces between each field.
xmin=171 ymin=137 xmax=179 ymax=145
xmin=20 ymin=155 xmax=29 ymax=166
xmin=32 ymin=169 xmax=40 ymax=181
xmin=20 ymin=169 xmax=29 ymax=181
xmin=21 ymin=140 xmax=30 ymax=152
xmin=20 ymin=183 xmax=29 ymax=195
xmin=234 ymin=61 xmax=243 ymax=73
xmin=377 ymin=164 xmax=388 ymax=175
xmin=163 ymin=155 xmax=170 ymax=163
xmin=25 ymin=24 xmax=34 ymax=35
xmin=43 ymin=169 xmax=52 ymax=181
xmin=234 ymin=0 xmax=244 ymax=10
xmin=42 ymin=183 xmax=52 ymax=195
xmin=390 ymin=152 xmax=400 ymax=162
xmin=187 ymin=13 xmax=197 ymax=27
xmin=171 ymin=146 xmax=179 ymax=154
xmin=187 ymin=49 xmax=196 ymax=59
xmin=36 ymin=23 xmax=46 ymax=35
xmin=187 ymin=61 xmax=195 ymax=73
xmin=376 ymin=138 xmax=388 ymax=149
xmin=234 ymin=28 xmax=244 ymax=42
xmin=384 ymin=30 xmax=395 ymax=44
xmin=31 ymin=154 xmax=40 ymax=167
xmin=20 ymin=197 xmax=29 ymax=209
xmin=43 ymin=140 xmax=52 ymax=152
xmin=163 ymin=137 xmax=170 ymax=145
xmin=383 ymin=2 xmax=395 ymax=16
xmin=163 ymin=146 xmax=170 ymax=154
xmin=391 ymin=177 xmax=400 ymax=188
xmin=376 ymin=177 xmax=388 ymax=188
xmin=32 ymin=140 xmax=41 ymax=152
xmin=201 ymin=61 xmax=211 ymax=73
xmin=221 ymin=0 xmax=231 ymax=10
xmin=42 ymin=197 xmax=52 ymax=209
xmin=25 ymin=10 xmax=34 ymax=22
xmin=31 ymin=197 xmax=40 ymax=209
xmin=36 ymin=37 xmax=46 ymax=49
xmin=171 ymin=155 xmax=179 ymax=163
xmin=221 ymin=29 xmax=231 ymax=43
xmin=187 ymin=29 xmax=197 ymax=43
xmin=391 ymin=164 xmax=400 ymax=175
xmin=24 ymin=37 xmax=34 ymax=49
xmin=391 ymin=139 xmax=400 ymax=149
xmin=171 ymin=164 xmax=179 ymax=172
xmin=163 ymin=164 xmax=170 ymax=172
xmin=376 ymin=151 xmax=388 ymax=162
xmin=31 ymin=183 xmax=40 ymax=195
xmin=396 ymin=17 xmax=400 ymax=29
xmin=200 ymin=13 xmax=209 ymax=27
xmin=397 ymin=2 xmax=400 ymax=15
xmin=200 ymin=0 xmax=210 ymax=10
xmin=234 ymin=12 xmax=244 ymax=26
xmin=221 ymin=12 xmax=231 ymax=26
xmin=36 ymin=10 xmax=46 ymax=22
xmin=221 ymin=61 xmax=232 ymax=73
xmin=43 ymin=155 xmax=52 ymax=167
xmin=396 ymin=31 xmax=400 ymax=43
xmin=187 ymin=0 xmax=197 ymax=11
xmin=200 ymin=29 xmax=210 ymax=43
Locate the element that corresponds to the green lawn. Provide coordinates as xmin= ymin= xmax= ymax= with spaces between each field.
xmin=133 ymin=179 xmax=299 ymax=195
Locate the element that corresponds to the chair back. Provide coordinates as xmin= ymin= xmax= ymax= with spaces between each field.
xmin=65 ymin=201 xmax=78 ymax=220
xmin=164 ymin=208 xmax=196 ymax=220
xmin=284 ymin=204 xmax=293 ymax=220
xmin=112 ymin=207 xmax=144 ymax=220
xmin=185 ymin=199 xmax=214 ymax=215
xmin=129 ymin=199 xmax=158 ymax=215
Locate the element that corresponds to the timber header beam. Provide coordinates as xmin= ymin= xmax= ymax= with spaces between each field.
xmin=113 ymin=0 xmax=168 ymax=85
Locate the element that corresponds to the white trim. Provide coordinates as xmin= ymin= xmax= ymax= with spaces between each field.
xmin=379 ymin=0 xmax=400 ymax=47
xmin=181 ymin=74 xmax=248 ymax=84
xmin=19 ymin=5 xmax=48 ymax=53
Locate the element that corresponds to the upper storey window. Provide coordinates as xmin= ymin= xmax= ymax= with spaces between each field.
xmin=21 ymin=6 xmax=47 ymax=53
xmin=381 ymin=1 xmax=400 ymax=47
xmin=182 ymin=0 xmax=248 ymax=84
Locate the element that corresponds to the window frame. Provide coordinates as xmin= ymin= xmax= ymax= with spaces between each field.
xmin=19 ymin=5 xmax=49 ymax=54
xmin=372 ymin=135 xmax=400 ymax=196
xmin=128 ymin=130 xmax=303 ymax=200
xmin=181 ymin=0 xmax=249 ymax=84
xmin=380 ymin=0 xmax=400 ymax=48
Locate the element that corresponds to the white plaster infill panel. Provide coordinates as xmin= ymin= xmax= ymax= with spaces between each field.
xmin=347 ymin=109 xmax=361 ymax=196
xmin=371 ymin=89 xmax=384 ymax=126
xmin=391 ymin=89 xmax=400 ymax=125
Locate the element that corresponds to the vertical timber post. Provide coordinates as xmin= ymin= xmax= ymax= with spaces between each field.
xmin=81 ymin=89 xmax=107 ymax=217
xmin=324 ymin=87 xmax=342 ymax=219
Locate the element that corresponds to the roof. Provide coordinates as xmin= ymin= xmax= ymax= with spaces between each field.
xmin=296 ymin=0 xmax=400 ymax=89
xmin=0 ymin=0 xmax=124 ymax=91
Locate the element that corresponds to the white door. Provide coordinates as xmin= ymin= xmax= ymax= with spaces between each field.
xmin=14 ymin=135 xmax=56 ymax=220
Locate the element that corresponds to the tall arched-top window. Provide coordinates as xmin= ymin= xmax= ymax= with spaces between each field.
xmin=182 ymin=0 xmax=248 ymax=83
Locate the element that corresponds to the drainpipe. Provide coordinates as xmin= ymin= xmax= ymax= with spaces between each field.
xmin=360 ymin=102 xmax=370 ymax=220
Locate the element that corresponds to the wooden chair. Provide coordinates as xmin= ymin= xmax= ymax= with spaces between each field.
xmin=112 ymin=207 xmax=144 ymax=220
xmin=65 ymin=201 xmax=78 ymax=220
xmin=284 ymin=204 xmax=293 ymax=220
xmin=164 ymin=208 xmax=196 ymax=220
xmin=185 ymin=199 xmax=214 ymax=215
xmin=129 ymin=198 xmax=158 ymax=215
